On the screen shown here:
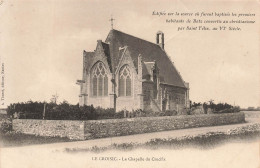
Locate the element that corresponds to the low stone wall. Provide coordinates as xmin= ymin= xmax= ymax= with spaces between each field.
xmin=243 ymin=111 xmax=260 ymax=118
xmin=83 ymin=112 xmax=245 ymax=139
xmin=12 ymin=119 xmax=85 ymax=140
xmin=13 ymin=112 xmax=245 ymax=140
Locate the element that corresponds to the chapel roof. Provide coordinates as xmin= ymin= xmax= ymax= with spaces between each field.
xmin=104 ymin=29 xmax=186 ymax=88
xmin=83 ymin=51 xmax=94 ymax=72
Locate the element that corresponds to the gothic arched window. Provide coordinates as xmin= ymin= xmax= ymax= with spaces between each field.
xmin=119 ymin=65 xmax=132 ymax=97
xmin=91 ymin=62 xmax=108 ymax=96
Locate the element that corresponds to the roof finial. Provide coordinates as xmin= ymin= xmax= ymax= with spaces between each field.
xmin=109 ymin=15 xmax=115 ymax=29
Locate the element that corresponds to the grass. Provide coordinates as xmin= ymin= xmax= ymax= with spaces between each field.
xmin=0 ymin=132 xmax=74 ymax=147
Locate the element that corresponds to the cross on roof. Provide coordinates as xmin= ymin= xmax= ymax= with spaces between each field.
xmin=109 ymin=16 xmax=115 ymax=29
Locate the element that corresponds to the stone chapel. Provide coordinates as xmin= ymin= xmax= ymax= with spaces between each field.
xmin=77 ymin=29 xmax=190 ymax=113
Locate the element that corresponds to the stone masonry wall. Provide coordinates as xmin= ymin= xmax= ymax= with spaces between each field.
xmin=83 ymin=112 xmax=245 ymax=139
xmin=12 ymin=119 xmax=85 ymax=140
xmin=13 ymin=112 xmax=245 ymax=140
xmin=114 ymin=49 xmax=141 ymax=112
xmin=161 ymin=84 xmax=187 ymax=113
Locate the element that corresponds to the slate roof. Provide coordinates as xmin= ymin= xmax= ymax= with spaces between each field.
xmin=104 ymin=29 xmax=186 ymax=88
xmin=83 ymin=51 xmax=94 ymax=73
xmin=101 ymin=42 xmax=112 ymax=72
xmin=84 ymin=42 xmax=112 ymax=72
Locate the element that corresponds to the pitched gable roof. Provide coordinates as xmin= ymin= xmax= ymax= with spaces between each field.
xmin=104 ymin=29 xmax=186 ymax=88
xmin=83 ymin=51 xmax=94 ymax=73
xmin=102 ymin=29 xmax=185 ymax=87
xmin=101 ymin=42 xmax=112 ymax=72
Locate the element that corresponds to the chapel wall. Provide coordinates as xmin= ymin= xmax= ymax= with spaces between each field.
xmin=160 ymin=84 xmax=187 ymax=114
xmin=142 ymin=82 xmax=161 ymax=112
xmin=82 ymin=41 xmax=113 ymax=108
xmin=116 ymin=69 xmax=141 ymax=112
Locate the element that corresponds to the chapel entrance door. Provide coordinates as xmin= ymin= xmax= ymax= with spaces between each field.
xmin=162 ymin=99 xmax=167 ymax=112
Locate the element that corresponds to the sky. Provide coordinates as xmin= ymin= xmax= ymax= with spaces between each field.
xmin=0 ymin=0 xmax=259 ymax=108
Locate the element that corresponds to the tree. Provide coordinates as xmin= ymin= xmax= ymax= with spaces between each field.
xmin=208 ymin=99 xmax=215 ymax=110
xmin=50 ymin=92 xmax=59 ymax=104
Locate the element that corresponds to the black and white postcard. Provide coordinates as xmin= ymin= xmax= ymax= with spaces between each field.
xmin=0 ymin=0 xmax=259 ymax=168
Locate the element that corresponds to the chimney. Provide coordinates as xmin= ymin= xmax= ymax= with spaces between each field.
xmin=156 ymin=31 xmax=164 ymax=49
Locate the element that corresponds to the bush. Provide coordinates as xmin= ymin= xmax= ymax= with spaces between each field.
xmin=164 ymin=110 xmax=177 ymax=116
xmin=7 ymin=101 xmax=46 ymax=119
xmin=114 ymin=111 xmax=125 ymax=118
xmin=8 ymin=101 xmax=197 ymax=120
xmin=214 ymin=107 xmax=240 ymax=114
xmin=191 ymin=101 xmax=240 ymax=114
xmin=0 ymin=119 xmax=12 ymax=134
xmin=45 ymin=104 xmax=118 ymax=120
xmin=7 ymin=101 xmax=112 ymax=120
xmin=95 ymin=107 xmax=116 ymax=119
